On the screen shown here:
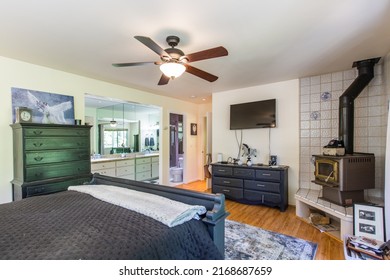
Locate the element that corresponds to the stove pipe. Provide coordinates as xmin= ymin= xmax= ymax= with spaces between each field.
xmin=339 ymin=57 xmax=380 ymax=154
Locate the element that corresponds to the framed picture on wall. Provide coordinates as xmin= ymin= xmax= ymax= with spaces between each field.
xmin=11 ymin=87 xmax=75 ymax=125
xmin=191 ymin=123 xmax=197 ymax=135
xmin=353 ymin=203 xmax=386 ymax=242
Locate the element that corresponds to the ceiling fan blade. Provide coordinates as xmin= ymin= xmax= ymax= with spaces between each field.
xmin=112 ymin=62 xmax=156 ymax=67
xmin=158 ymin=74 xmax=170 ymax=85
xmin=134 ymin=36 xmax=170 ymax=58
xmin=185 ymin=64 xmax=218 ymax=82
xmin=186 ymin=46 xmax=228 ymax=63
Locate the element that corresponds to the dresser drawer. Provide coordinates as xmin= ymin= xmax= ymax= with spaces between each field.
xmin=116 ymin=165 xmax=135 ymax=177
xmin=136 ymin=171 xmax=151 ymax=181
xmin=244 ymin=190 xmax=281 ymax=204
xmin=93 ymin=168 xmax=116 ymax=177
xmin=116 ymin=159 xmax=135 ymax=167
xmin=26 ymin=160 xmax=91 ymax=181
xmin=25 ymin=137 xmax=89 ymax=151
xmin=136 ymin=157 xmax=151 ymax=165
xmin=212 ymin=177 xmax=243 ymax=188
xmin=212 ymin=185 xmax=243 ymax=200
xmin=25 ymin=176 xmax=92 ymax=197
xmin=255 ymin=170 xmax=281 ymax=181
xmin=118 ymin=174 xmax=136 ymax=180
xmin=24 ymin=127 xmax=90 ymax=137
xmin=212 ymin=166 xmax=233 ymax=176
xmin=234 ymin=168 xmax=255 ymax=178
xmin=244 ymin=180 xmax=280 ymax=193
xmin=91 ymin=161 xmax=116 ymax=171
xmin=25 ymin=150 xmax=90 ymax=165
xmin=136 ymin=163 xmax=151 ymax=173
xmin=151 ymin=156 xmax=159 ymax=163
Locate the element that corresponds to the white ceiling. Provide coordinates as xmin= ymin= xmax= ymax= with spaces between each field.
xmin=1 ymin=0 xmax=390 ymax=104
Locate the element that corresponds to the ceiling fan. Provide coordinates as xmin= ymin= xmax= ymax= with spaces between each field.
xmin=112 ymin=35 xmax=228 ymax=85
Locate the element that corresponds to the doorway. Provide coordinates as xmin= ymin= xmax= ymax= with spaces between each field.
xmin=169 ymin=113 xmax=184 ymax=183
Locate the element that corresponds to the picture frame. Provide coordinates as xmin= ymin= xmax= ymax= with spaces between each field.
xmin=11 ymin=87 xmax=75 ymax=125
xmin=353 ymin=203 xmax=386 ymax=242
xmin=190 ymin=123 xmax=197 ymax=135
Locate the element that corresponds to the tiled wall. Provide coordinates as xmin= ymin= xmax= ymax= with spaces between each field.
xmin=299 ymin=62 xmax=387 ymax=199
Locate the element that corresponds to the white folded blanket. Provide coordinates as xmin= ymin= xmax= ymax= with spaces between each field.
xmin=68 ymin=185 xmax=206 ymax=227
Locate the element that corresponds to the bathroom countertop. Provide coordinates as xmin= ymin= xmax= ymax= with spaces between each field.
xmin=91 ymin=153 xmax=159 ymax=163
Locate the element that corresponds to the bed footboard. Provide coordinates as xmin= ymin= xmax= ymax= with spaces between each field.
xmin=88 ymin=173 xmax=229 ymax=257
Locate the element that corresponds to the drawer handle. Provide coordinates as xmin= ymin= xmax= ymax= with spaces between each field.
xmin=222 ymin=181 xmax=231 ymax=184
xmin=257 ymin=184 xmax=265 ymax=187
xmin=218 ymin=169 xmax=226 ymax=172
xmin=222 ymin=189 xmax=231 ymax=193
xmin=34 ymin=156 xmax=43 ymax=162
xmin=34 ymin=172 xmax=43 ymax=177
xmin=33 ymin=142 xmax=43 ymax=147
xmin=262 ymin=173 xmax=271 ymax=176
xmin=33 ymin=130 xmax=43 ymax=135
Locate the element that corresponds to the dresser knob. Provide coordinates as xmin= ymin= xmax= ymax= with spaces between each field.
xmin=34 ymin=156 xmax=43 ymax=162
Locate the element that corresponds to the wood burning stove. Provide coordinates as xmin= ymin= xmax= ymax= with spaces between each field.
xmin=312 ymin=153 xmax=375 ymax=206
xmin=313 ymin=57 xmax=380 ymax=206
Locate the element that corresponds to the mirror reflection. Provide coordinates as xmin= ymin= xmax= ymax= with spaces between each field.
xmin=85 ymin=95 xmax=160 ymax=157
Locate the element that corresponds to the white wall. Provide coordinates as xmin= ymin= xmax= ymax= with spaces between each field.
xmin=0 ymin=56 xmax=204 ymax=203
xmin=212 ymin=79 xmax=300 ymax=205
xmin=384 ymin=52 xmax=390 ymax=239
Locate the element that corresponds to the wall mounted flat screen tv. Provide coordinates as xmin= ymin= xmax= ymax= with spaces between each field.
xmin=230 ymin=99 xmax=276 ymax=130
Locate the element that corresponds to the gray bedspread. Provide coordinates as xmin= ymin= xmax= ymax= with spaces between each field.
xmin=0 ymin=190 xmax=223 ymax=260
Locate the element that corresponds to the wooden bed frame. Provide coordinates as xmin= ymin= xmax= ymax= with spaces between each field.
xmin=89 ymin=173 xmax=229 ymax=256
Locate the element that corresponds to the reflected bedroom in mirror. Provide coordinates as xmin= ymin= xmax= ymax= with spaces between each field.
xmin=84 ymin=94 xmax=161 ymax=159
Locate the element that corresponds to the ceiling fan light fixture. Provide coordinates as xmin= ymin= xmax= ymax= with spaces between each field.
xmin=160 ymin=62 xmax=186 ymax=78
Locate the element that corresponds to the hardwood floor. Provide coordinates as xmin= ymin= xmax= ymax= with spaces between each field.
xmin=176 ymin=180 xmax=345 ymax=260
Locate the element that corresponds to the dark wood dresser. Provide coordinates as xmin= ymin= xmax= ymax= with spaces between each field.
xmin=11 ymin=123 xmax=93 ymax=200
xmin=211 ymin=163 xmax=289 ymax=211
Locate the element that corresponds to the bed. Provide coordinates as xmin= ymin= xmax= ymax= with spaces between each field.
xmin=0 ymin=173 xmax=228 ymax=260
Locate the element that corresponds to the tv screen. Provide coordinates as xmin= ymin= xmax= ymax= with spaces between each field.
xmin=230 ymin=99 xmax=276 ymax=130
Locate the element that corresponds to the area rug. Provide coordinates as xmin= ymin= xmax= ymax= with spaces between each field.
xmin=225 ymin=219 xmax=318 ymax=260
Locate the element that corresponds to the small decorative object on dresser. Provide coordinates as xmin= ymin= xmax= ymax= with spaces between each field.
xmin=15 ymin=107 xmax=33 ymax=123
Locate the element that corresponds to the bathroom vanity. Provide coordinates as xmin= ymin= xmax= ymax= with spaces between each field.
xmin=91 ymin=153 xmax=159 ymax=182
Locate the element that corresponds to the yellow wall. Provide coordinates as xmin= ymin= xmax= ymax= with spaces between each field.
xmin=0 ymin=56 xmax=207 ymax=203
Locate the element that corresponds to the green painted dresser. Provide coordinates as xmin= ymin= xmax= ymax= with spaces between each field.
xmin=11 ymin=123 xmax=93 ymax=200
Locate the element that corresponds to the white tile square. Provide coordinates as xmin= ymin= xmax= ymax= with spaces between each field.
xmin=300 ymin=120 xmax=310 ymax=129
xmin=310 ymin=76 xmax=321 ymax=85
xmin=321 ymin=83 xmax=332 ymax=92
xmin=310 ymin=84 xmax=321 ymax=94
xmin=332 ymin=81 xmax=343 ymax=91
xmin=301 ymin=86 xmax=311 ymax=96
xmin=343 ymin=69 xmax=357 ymax=80
xmin=300 ymin=103 xmax=310 ymax=112
xmin=321 ymin=73 xmax=332 ymax=83
xmin=310 ymin=103 xmax=320 ymax=111
xmin=300 ymin=77 xmax=311 ymax=87
xmin=331 ymin=72 xmax=343 ymax=81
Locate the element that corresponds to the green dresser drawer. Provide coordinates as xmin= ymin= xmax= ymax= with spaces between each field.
xmin=25 ymin=150 xmax=90 ymax=165
xmin=26 ymin=160 xmax=91 ymax=181
xmin=24 ymin=127 xmax=90 ymax=137
xmin=25 ymin=137 xmax=89 ymax=150
xmin=25 ymin=176 xmax=92 ymax=197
